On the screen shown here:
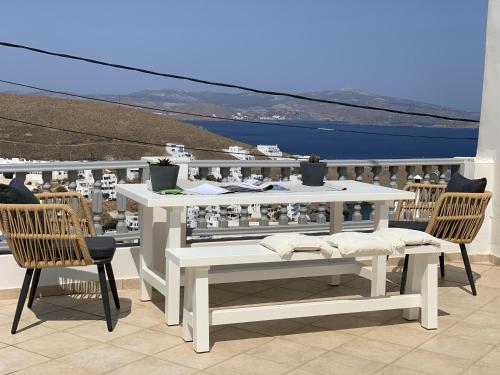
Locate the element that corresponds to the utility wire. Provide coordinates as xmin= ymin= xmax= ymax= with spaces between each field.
xmin=0 ymin=79 xmax=479 ymax=140
xmin=0 ymin=41 xmax=480 ymax=123
xmin=0 ymin=115 xmax=266 ymax=157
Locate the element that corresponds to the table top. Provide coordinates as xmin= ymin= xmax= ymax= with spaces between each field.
xmin=116 ymin=180 xmax=415 ymax=207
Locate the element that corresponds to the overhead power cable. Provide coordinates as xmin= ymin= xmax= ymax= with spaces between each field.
xmin=0 ymin=115 xmax=265 ymax=157
xmin=0 ymin=79 xmax=478 ymax=140
xmin=0 ymin=41 xmax=479 ymax=123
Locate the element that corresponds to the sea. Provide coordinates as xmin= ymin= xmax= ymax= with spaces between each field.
xmin=187 ymin=120 xmax=478 ymax=160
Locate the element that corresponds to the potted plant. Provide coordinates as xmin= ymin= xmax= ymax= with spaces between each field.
xmin=300 ymin=155 xmax=327 ymax=186
xmin=149 ymin=158 xmax=180 ymax=191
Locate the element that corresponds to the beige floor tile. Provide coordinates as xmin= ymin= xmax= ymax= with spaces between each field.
xmin=106 ymin=356 xmax=196 ymax=375
xmin=58 ymin=343 xmax=145 ymax=374
xmin=285 ymin=370 xmax=318 ymax=375
xmin=279 ymin=278 xmax=332 ymax=293
xmin=300 ymin=350 xmax=385 ymax=375
xmin=0 ymin=321 xmax=56 ymax=345
xmin=478 ymin=345 xmax=500 ymax=367
xmin=234 ymin=318 xmax=305 ymax=337
xmin=375 ymin=365 xmax=425 ymax=375
xmin=305 ymin=285 xmax=365 ymax=300
xmin=476 ymin=268 xmax=500 ymax=288
xmin=312 ymin=313 xmax=380 ymax=336
xmin=66 ymin=320 xmax=143 ymax=342
xmin=149 ymin=322 xmax=184 ymax=336
xmin=0 ymin=300 xmax=64 ymax=318
xmin=215 ymin=295 xmax=272 ymax=308
xmin=419 ymin=333 xmax=493 ymax=361
xmin=205 ymin=353 xmax=294 ymax=375
xmin=393 ymin=349 xmax=473 ymax=375
xmin=0 ymin=346 xmax=48 ymax=374
xmin=210 ymin=326 xmax=273 ymax=352
xmin=110 ymin=328 xmax=184 ymax=355
xmin=335 ymin=336 xmax=412 ymax=364
xmin=362 ymin=322 xmax=437 ymax=347
xmin=209 ymin=288 xmax=246 ymax=305
xmin=445 ymin=322 xmax=500 ymax=345
xmin=247 ymin=338 xmax=326 ymax=367
xmin=253 ymin=286 xmax=314 ymax=302
xmin=344 ymin=276 xmax=398 ymax=292
xmin=39 ymin=308 xmax=105 ymax=330
xmin=16 ymin=331 xmax=98 ymax=358
xmin=348 ymin=309 xmax=404 ymax=323
xmin=154 ymin=343 xmax=238 ymax=371
xmin=464 ymin=310 xmax=500 ymax=329
xmin=41 ymin=294 xmax=96 ymax=308
xmin=480 ymin=295 xmax=500 ymax=313
xmin=71 ymin=299 xmax=125 ymax=317
xmin=114 ymin=305 xmax=165 ymax=328
xmin=14 ymin=358 xmax=96 ymax=375
xmin=282 ymin=325 xmax=355 ymax=350
xmin=463 ymin=362 xmax=500 ymax=375
xmin=215 ymin=281 xmax=272 ymax=295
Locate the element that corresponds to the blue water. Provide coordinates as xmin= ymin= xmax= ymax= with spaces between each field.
xmin=187 ymin=120 xmax=478 ymax=159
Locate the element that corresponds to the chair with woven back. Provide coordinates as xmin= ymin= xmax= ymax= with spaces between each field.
xmin=0 ymin=180 xmax=120 ymax=333
xmin=391 ymin=173 xmax=491 ymax=296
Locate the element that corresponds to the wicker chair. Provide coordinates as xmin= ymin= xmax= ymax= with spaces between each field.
xmin=0 ymin=192 xmax=120 ymax=333
xmin=391 ymin=183 xmax=447 ymax=275
xmin=400 ymin=191 xmax=492 ymax=296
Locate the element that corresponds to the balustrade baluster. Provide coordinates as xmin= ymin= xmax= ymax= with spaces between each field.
xmin=337 ymin=166 xmax=347 ymax=180
xmin=239 ymin=205 xmax=250 ymax=227
xmin=259 ymin=204 xmax=269 ymax=226
xmin=115 ymin=169 xmax=128 ymax=234
xmin=219 ymin=206 xmax=228 ymax=228
xmin=406 ymin=166 xmax=415 ymax=185
xmin=279 ymin=204 xmax=289 ymax=225
xmin=316 ymin=203 xmax=326 ymax=224
xmin=68 ymin=170 xmax=78 ymax=192
xmin=371 ymin=166 xmax=381 ymax=221
xmin=352 ymin=202 xmax=362 ymax=221
xmin=197 ymin=206 xmax=207 ymax=229
xmin=280 ymin=167 xmax=291 ymax=181
xmin=438 ymin=165 xmax=449 ymax=184
xmin=140 ymin=166 xmax=149 ymax=183
xmin=261 ymin=167 xmax=271 ymax=181
xmin=241 ymin=167 xmax=251 ymax=180
xmin=388 ymin=166 xmax=399 ymax=220
xmin=422 ymin=165 xmax=432 ymax=184
xmin=298 ymin=204 xmax=308 ymax=224
xmin=355 ymin=166 xmax=364 ymax=182
xmin=91 ymin=169 xmax=103 ymax=235
xmin=198 ymin=167 xmax=209 ymax=180
xmin=41 ymin=171 xmax=51 ymax=192
xmin=220 ymin=167 xmax=230 ymax=182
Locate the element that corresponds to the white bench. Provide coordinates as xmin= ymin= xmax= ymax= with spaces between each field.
xmin=166 ymin=244 xmax=440 ymax=353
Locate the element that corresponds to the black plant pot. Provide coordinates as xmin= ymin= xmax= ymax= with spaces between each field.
xmin=149 ymin=164 xmax=180 ymax=191
xmin=300 ymin=161 xmax=327 ymax=186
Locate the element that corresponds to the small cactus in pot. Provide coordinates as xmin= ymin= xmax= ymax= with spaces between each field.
xmin=299 ymin=155 xmax=327 ymax=186
xmin=149 ymin=158 xmax=180 ymax=191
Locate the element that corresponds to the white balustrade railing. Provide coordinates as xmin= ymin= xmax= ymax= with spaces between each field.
xmin=0 ymin=157 xmax=471 ymax=253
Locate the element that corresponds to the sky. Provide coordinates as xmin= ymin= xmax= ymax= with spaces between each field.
xmin=0 ymin=0 xmax=488 ymax=112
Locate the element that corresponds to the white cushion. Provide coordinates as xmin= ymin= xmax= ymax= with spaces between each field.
xmin=323 ymin=232 xmax=404 ymax=257
xmin=261 ymin=234 xmax=335 ymax=259
xmin=375 ymin=228 xmax=441 ymax=254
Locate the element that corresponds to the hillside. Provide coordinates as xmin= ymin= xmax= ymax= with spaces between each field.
xmin=100 ymin=88 xmax=479 ymax=128
xmin=0 ymin=94 xmax=262 ymax=161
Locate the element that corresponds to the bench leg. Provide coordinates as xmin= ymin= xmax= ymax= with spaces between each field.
xmin=166 ymin=258 xmax=181 ymax=325
xmin=421 ymin=254 xmax=438 ymax=330
xmin=403 ymin=253 xmax=438 ymax=327
xmin=371 ymin=255 xmax=386 ymax=297
xmin=192 ymin=267 xmax=210 ymax=353
xmin=182 ymin=268 xmax=194 ymax=342
xmin=328 ymin=275 xmax=341 ymax=286
xmin=139 ymin=206 xmax=154 ymax=301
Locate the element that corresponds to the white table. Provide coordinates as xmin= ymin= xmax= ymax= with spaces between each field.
xmin=116 ymin=180 xmax=415 ymax=325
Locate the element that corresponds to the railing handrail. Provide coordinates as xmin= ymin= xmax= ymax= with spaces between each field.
xmin=0 ymin=160 xmax=148 ymax=173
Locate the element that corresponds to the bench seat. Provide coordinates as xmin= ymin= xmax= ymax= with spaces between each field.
xmin=166 ymin=243 xmax=441 ymax=352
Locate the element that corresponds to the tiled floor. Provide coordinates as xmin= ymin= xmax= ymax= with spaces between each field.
xmin=1 ymin=261 xmax=500 ymax=374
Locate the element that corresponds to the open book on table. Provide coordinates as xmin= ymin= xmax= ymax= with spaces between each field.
xmin=183 ymin=178 xmax=286 ymax=195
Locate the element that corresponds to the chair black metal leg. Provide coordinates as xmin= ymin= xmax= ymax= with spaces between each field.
xmin=460 ymin=243 xmax=477 ymax=296
xmin=27 ymin=269 xmax=41 ymax=308
xmin=11 ymin=269 xmax=34 ymax=334
xmin=400 ymin=254 xmax=409 ymax=294
xmin=105 ymin=263 xmax=120 ymax=309
xmin=439 ymin=253 xmax=445 ymax=278
xmin=97 ymin=264 xmax=113 ymax=332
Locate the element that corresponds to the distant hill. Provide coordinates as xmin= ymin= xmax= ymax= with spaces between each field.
xmin=96 ymin=88 xmax=479 ymax=128
xmin=0 ymin=94 xmax=262 ymax=161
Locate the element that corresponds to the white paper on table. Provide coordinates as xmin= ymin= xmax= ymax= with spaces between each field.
xmin=183 ymin=183 xmax=231 ymax=195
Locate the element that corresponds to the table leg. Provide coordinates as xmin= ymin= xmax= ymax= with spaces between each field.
xmin=192 ymin=267 xmax=210 ymax=353
xmin=373 ymin=201 xmax=390 ymax=230
xmin=327 ymin=202 xmax=344 ymax=286
xmin=181 ymin=268 xmax=194 ymax=342
xmin=139 ymin=206 xmax=154 ymax=301
xmin=370 ymin=201 xmax=390 ymax=296
xmin=165 ymin=206 xmax=184 ymax=325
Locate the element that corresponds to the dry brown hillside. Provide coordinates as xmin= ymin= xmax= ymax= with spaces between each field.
xmin=0 ymin=94 xmax=262 ymax=160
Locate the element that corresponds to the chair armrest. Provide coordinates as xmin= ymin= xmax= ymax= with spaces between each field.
xmin=425 ymin=191 xmax=492 ymax=243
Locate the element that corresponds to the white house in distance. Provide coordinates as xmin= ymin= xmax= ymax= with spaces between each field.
xmin=257 ymin=144 xmax=283 ymax=158
xmin=223 ymin=146 xmax=255 ymax=161
xmin=165 ymin=143 xmax=194 ymax=160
